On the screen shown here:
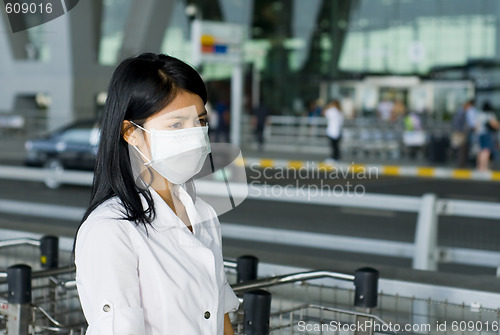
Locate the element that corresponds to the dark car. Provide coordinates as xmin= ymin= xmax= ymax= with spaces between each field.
xmin=25 ymin=119 xmax=100 ymax=173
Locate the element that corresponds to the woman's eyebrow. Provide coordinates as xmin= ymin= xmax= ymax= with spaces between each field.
xmin=159 ymin=108 xmax=207 ymax=121
xmin=164 ymin=115 xmax=187 ymax=120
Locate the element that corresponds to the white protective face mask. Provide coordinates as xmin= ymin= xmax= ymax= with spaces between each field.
xmin=131 ymin=121 xmax=211 ymax=184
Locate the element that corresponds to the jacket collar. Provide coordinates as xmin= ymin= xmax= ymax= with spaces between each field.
xmin=143 ymin=187 xmax=215 ymax=248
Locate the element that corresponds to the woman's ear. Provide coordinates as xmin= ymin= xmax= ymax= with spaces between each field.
xmin=122 ymin=120 xmax=139 ymax=145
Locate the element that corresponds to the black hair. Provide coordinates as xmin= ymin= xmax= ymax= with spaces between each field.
xmin=327 ymin=99 xmax=342 ymax=111
xmin=482 ymin=101 xmax=494 ymax=112
xmin=79 ymin=53 xmax=207 ymax=230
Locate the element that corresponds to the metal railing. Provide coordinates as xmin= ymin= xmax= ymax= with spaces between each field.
xmin=0 ymin=167 xmax=499 ymax=272
xmin=223 ymin=183 xmax=500 ymax=272
xmin=240 ymin=115 xmax=452 ymax=159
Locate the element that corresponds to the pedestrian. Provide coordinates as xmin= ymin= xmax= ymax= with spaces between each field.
xmin=308 ymin=98 xmax=323 ymax=137
xmin=252 ymin=103 xmax=269 ymax=151
xmin=214 ymin=98 xmax=230 ymax=142
xmin=403 ymin=110 xmax=424 ymax=159
xmin=376 ymin=94 xmax=394 ymax=122
xmin=74 ymin=53 xmax=239 ymax=335
xmin=452 ymin=99 xmax=476 ymax=167
xmin=475 ymin=101 xmax=499 ymax=171
xmin=308 ymin=99 xmax=323 ymax=117
xmin=391 ymin=98 xmax=406 ymax=122
xmin=340 ymin=94 xmax=356 ymax=120
xmin=323 ymin=99 xmax=344 ymax=162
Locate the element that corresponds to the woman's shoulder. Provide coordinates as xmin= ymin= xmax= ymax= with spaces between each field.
xmin=87 ymin=196 xmax=124 ymax=219
xmin=75 ymin=197 xmax=143 ymax=267
xmin=78 ymin=197 xmax=135 ymax=239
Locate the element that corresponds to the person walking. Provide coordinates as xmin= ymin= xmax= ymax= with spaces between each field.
xmin=452 ymin=99 xmax=477 ymax=167
xmin=323 ymin=99 xmax=344 ymax=162
xmin=252 ymin=103 xmax=269 ymax=151
xmin=475 ymin=101 xmax=499 ymax=171
xmin=214 ymin=98 xmax=230 ymax=142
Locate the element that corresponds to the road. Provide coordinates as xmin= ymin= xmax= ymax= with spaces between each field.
xmin=0 ymin=167 xmax=498 ymax=276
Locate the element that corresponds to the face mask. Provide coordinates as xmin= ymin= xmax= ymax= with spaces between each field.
xmin=130 ymin=122 xmax=211 ymax=184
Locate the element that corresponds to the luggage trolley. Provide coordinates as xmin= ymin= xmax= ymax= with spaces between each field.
xmin=0 ymin=236 xmax=387 ymax=335
xmin=2 ymin=236 xmax=498 ymax=335
xmin=228 ymin=265 xmax=392 ymax=335
xmin=226 ymin=258 xmax=500 ymax=335
xmin=0 ymin=236 xmax=86 ymax=335
xmin=0 ymin=265 xmax=86 ymax=335
xmin=244 ymin=285 xmax=500 ymax=335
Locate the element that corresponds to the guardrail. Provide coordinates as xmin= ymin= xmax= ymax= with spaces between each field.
xmin=238 ymin=183 xmax=500 ymax=271
xmin=243 ymin=157 xmax=500 ymax=182
xmin=0 ymin=166 xmax=499 ymax=272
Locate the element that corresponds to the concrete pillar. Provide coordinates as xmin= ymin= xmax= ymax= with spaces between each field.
xmin=67 ymin=0 xmax=113 ymax=120
xmin=119 ymin=0 xmax=176 ymax=58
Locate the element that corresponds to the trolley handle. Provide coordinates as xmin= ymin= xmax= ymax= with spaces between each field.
xmin=232 ymin=270 xmax=355 ymax=292
xmin=0 ymin=265 xmax=74 ymax=284
xmin=0 ymin=238 xmax=40 ymax=248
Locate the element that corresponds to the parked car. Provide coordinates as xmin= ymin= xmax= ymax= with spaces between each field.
xmin=25 ymin=119 xmax=100 ymax=175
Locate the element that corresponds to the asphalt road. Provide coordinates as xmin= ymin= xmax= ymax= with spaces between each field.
xmin=0 ymin=168 xmax=498 ymax=276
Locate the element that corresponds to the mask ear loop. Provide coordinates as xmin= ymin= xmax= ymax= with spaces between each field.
xmin=132 ymin=146 xmax=153 ymax=166
xmin=129 ymin=121 xmax=150 ymax=133
xmin=129 ymin=121 xmax=152 ymax=166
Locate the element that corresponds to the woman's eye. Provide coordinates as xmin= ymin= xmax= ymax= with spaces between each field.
xmin=170 ymin=122 xmax=182 ymax=129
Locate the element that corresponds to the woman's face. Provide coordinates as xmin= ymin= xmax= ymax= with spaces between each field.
xmin=125 ymin=90 xmax=208 ymax=164
xmin=125 ymin=90 xmax=209 ymax=187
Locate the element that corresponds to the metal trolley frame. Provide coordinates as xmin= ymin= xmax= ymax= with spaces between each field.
xmin=1 ymin=236 xmax=500 ymax=335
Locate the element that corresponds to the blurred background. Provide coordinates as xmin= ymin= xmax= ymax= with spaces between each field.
xmin=1 ymin=1 xmax=500 ymax=333
xmin=1 ymin=0 xmax=500 ymax=166
xmin=0 ymin=0 xmax=499 ymax=281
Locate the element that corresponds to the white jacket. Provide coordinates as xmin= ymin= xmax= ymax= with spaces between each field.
xmin=75 ymin=187 xmax=240 ymax=335
xmin=325 ymin=107 xmax=344 ymax=139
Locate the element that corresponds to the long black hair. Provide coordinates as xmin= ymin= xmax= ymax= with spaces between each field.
xmin=80 ymin=53 xmax=207 ymax=229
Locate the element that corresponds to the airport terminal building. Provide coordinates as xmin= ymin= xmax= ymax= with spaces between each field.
xmin=1 ymin=0 xmax=500 ymax=130
xmin=1 ymin=1 xmax=500 ymax=334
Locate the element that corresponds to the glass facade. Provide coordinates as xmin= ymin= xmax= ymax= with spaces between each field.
xmin=98 ymin=0 xmax=133 ymax=65
xmin=339 ymin=0 xmax=497 ymax=74
xmin=96 ymin=0 xmax=500 ymax=115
